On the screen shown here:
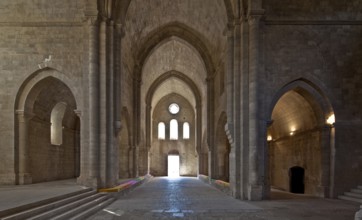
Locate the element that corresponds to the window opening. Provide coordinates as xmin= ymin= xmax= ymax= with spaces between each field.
xmin=158 ymin=122 xmax=166 ymax=140
xmin=168 ymin=103 xmax=180 ymax=114
xmin=51 ymin=102 xmax=67 ymax=145
xmin=183 ymin=122 xmax=190 ymax=139
xmin=170 ymin=119 xmax=178 ymax=140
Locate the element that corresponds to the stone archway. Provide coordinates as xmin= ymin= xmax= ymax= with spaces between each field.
xmin=15 ymin=72 xmax=80 ymax=184
xmin=149 ymin=93 xmax=197 ymax=177
xmin=145 ymin=71 xmax=201 ymax=177
xmin=134 ymin=23 xmax=215 ymax=178
xmin=267 ymin=79 xmax=334 ymax=198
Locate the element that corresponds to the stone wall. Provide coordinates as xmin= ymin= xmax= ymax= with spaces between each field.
xmin=0 ymin=1 xmax=85 ymax=184
xmin=150 ymin=94 xmax=197 ymax=176
xmin=264 ymin=0 xmax=362 ymax=20
xmin=123 ymin=0 xmax=227 ymax=76
xmin=263 ymin=3 xmax=362 ymax=197
xmin=0 ymin=0 xmax=84 ymax=22
xmin=269 ymin=130 xmax=322 ymax=195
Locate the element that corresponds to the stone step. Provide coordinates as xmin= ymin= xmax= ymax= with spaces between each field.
xmin=338 ymin=195 xmax=362 ymax=203
xmin=351 ymin=188 xmax=362 ymax=194
xmin=69 ymin=197 xmax=115 ymax=220
xmin=358 ymin=186 xmax=362 ymax=190
xmin=27 ymin=193 xmax=104 ymax=220
xmin=1 ymin=188 xmax=93 ymax=220
xmin=345 ymin=192 xmax=362 ymax=199
xmin=51 ymin=194 xmax=111 ymax=220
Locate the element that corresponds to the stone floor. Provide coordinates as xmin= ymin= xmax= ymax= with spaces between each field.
xmin=89 ymin=177 xmax=360 ymax=220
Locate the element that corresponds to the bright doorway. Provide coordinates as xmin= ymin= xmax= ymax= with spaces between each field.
xmin=168 ymin=155 xmax=180 ymax=177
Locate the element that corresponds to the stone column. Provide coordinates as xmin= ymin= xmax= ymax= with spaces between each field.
xmin=145 ymin=104 xmax=151 ymax=151
xmin=106 ymin=20 xmax=117 ymax=187
xmin=329 ymin=124 xmax=336 ymax=198
xmin=16 ymin=110 xmax=32 ymax=184
xmin=196 ymin=103 xmax=202 ymax=175
xmin=114 ymin=24 xmax=123 ymax=125
xmin=74 ymin=110 xmax=82 ymax=178
xmin=248 ymin=14 xmax=263 ymax=200
xmin=206 ymin=76 xmax=215 ymax=179
xmin=319 ymin=125 xmax=332 ymax=197
xmin=144 ymin=103 xmax=152 ymax=177
xmin=232 ymin=19 xmax=242 ymax=199
xmin=264 ymin=120 xmax=273 ymax=199
xmin=134 ymin=145 xmax=139 ymax=177
xmin=241 ymin=19 xmax=249 ymax=200
xmin=114 ymin=23 xmax=123 ymax=182
xmin=133 ymin=74 xmax=141 ymax=177
xmin=99 ymin=17 xmax=108 ymax=187
xmin=87 ymin=16 xmax=100 ymax=188
xmin=225 ymin=23 xmax=234 ymax=136
xmin=225 ymin=22 xmax=235 ymax=185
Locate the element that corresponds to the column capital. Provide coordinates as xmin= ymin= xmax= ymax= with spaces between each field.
xmin=248 ymin=10 xmax=265 ymax=25
xmin=100 ymin=15 xmax=109 ymax=23
xmin=226 ymin=22 xmax=234 ymax=37
xmin=74 ymin=110 xmax=82 ymax=117
xmin=133 ymin=75 xmax=142 ymax=85
xmin=107 ymin=19 xmax=114 ymax=27
xmin=233 ymin=18 xmax=242 ymax=26
xmin=115 ymin=22 xmax=126 ymax=38
xmin=248 ymin=15 xmax=263 ymax=26
xmin=114 ymin=120 xmax=122 ymax=136
xmin=86 ymin=16 xmax=99 ymax=26
xmin=206 ymin=75 xmax=215 ymax=83
xmin=15 ymin=110 xmax=34 ymax=121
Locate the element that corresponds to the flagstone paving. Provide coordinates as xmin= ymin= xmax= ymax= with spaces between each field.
xmin=89 ymin=177 xmax=360 ymax=220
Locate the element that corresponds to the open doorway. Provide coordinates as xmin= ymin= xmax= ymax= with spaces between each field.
xmin=168 ymin=155 xmax=180 ymax=177
xmin=290 ymin=166 xmax=305 ymax=194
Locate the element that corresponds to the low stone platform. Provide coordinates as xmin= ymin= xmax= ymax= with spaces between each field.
xmin=0 ymin=179 xmax=86 ymax=216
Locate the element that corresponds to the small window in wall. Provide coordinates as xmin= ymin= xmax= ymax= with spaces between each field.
xmin=158 ymin=122 xmax=166 ymax=140
xmin=169 ymin=103 xmax=180 ymax=114
xmin=51 ymin=102 xmax=67 ymax=145
xmin=170 ymin=119 xmax=178 ymax=140
xmin=183 ymin=122 xmax=190 ymax=139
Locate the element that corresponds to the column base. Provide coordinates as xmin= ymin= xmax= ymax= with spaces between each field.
xmin=248 ymin=184 xmax=263 ymax=201
xmin=18 ymin=173 xmax=32 ymax=185
xmin=355 ymin=205 xmax=362 ymax=220
xmin=317 ymin=186 xmax=329 ymax=198
xmin=77 ymin=176 xmax=99 ymax=188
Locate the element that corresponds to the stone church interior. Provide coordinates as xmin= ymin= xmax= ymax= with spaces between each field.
xmin=0 ymin=0 xmax=362 ymax=219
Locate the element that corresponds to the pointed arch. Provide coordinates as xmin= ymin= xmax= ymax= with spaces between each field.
xmin=267 ymin=78 xmax=335 ymax=198
xmin=134 ymin=22 xmax=216 ymax=80
xmin=15 ymin=68 xmax=81 ymax=112
xmin=267 ymin=78 xmax=334 ymax=125
xmin=14 ymin=68 xmax=80 ymax=184
xmin=145 ymin=70 xmax=202 ymax=153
